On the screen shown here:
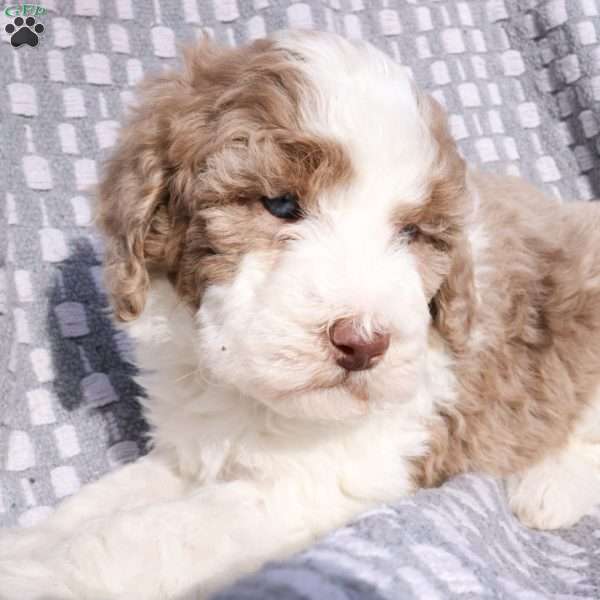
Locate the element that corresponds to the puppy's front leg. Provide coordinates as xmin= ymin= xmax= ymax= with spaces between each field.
xmin=0 ymin=452 xmax=186 ymax=567
xmin=0 ymin=480 xmax=321 ymax=600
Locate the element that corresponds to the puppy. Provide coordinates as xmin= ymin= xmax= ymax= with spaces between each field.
xmin=2 ymin=30 xmax=600 ymax=600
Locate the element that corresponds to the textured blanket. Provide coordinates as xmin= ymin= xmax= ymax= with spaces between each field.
xmin=1 ymin=1 xmax=599 ymax=598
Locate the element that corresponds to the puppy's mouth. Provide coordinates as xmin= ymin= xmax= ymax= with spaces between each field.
xmin=283 ymin=368 xmax=371 ymax=403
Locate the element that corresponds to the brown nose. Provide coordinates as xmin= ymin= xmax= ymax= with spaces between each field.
xmin=329 ymin=318 xmax=390 ymax=372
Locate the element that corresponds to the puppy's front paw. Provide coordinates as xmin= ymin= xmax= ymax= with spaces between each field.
xmin=0 ymin=557 xmax=76 ymax=600
xmin=507 ymin=446 xmax=600 ymax=530
xmin=0 ymin=526 xmax=76 ymax=599
xmin=0 ymin=526 xmax=48 ymax=560
xmin=508 ymin=482 xmax=581 ymax=530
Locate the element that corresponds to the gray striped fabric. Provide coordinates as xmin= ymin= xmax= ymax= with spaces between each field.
xmin=214 ymin=474 xmax=600 ymax=600
xmin=1 ymin=1 xmax=599 ymax=598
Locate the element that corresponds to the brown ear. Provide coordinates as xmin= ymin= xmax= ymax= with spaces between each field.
xmin=431 ymin=237 xmax=476 ymax=353
xmin=96 ymin=41 xmax=221 ymax=322
xmin=420 ymin=95 xmax=476 ymax=352
xmin=96 ymin=89 xmax=174 ymax=321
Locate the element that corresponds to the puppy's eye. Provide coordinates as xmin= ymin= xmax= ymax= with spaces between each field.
xmin=400 ymin=224 xmax=419 ymax=241
xmin=261 ymin=193 xmax=302 ymax=221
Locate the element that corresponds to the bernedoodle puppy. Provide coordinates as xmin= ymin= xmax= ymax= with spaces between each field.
xmin=2 ymin=30 xmax=600 ymax=600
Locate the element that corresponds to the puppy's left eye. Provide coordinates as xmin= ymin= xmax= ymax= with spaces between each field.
xmin=400 ymin=224 xmax=419 ymax=241
xmin=261 ymin=193 xmax=302 ymax=221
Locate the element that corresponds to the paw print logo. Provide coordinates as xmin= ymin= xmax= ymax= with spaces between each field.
xmin=5 ymin=16 xmax=45 ymax=48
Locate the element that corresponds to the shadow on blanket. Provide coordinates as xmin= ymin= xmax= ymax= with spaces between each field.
xmin=46 ymin=237 xmax=149 ymax=457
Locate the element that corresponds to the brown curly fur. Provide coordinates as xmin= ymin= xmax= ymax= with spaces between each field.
xmin=96 ymin=38 xmax=351 ymax=321
xmin=417 ymin=173 xmax=600 ymax=485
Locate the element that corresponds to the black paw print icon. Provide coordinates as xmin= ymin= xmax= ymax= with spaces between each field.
xmin=5 ymin=16 xmax=45 ymax=48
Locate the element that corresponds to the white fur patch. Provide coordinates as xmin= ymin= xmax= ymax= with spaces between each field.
xmin=275 ymin=30 xmax=437 ymax=206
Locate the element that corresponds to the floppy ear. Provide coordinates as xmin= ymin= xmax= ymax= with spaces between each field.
xmin=96 ymin=41 xmax=223 ymax=322
xmin=96 ymin=81 xmax=177 ymax=321
xmin=430 ymin=237 xmax=477 ymax=353
xmin=420 ymin=95 xmax=477 ymax=353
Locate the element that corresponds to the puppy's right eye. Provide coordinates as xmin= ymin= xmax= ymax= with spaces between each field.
xmin=261 ymin=193 xmax=302 ymax=221
xmin=399 ymin=224 xmax=419 ymax=241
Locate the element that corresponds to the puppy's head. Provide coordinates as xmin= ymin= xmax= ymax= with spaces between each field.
xmin=98 ymin=31 xmax=472 ymax=420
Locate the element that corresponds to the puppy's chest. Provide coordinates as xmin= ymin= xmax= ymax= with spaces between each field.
xmin=222 ymin=413 xmax=431 ymax=510
xmin=151 ymin=381 xmax=453 ymax=511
